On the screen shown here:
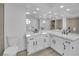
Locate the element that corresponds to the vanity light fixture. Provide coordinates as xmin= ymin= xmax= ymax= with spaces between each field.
xmin=66 ymin=9 xmax=70 ymax=11
xmin=26 ymin=19 xmax=31 ymax=24
xmin=60 ymin=5 xmax=64 ymax=8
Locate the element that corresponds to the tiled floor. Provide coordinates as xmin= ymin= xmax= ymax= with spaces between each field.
xmin=17 ymin=48 xmax=61 ymax=56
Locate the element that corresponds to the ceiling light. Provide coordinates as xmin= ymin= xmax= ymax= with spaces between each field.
xmin=26 ymin=12 xmax=30 ymax=14
xmin=36 ymin=8 xmax=40 ymax=11
xmin=66 ymin=9 xmax=70 ymax=11
xmin=60 ymin=5 xmax=64 ymax=8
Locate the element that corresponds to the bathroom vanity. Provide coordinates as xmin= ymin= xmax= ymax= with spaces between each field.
xmin=26 ymin=30 xmax=79 ymax=56
xmin=26 ymin=32 xmax=50 ymax=55
xmin=49 ymin=31 xmax=79 ymax=56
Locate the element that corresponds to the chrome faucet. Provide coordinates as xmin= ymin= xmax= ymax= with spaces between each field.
xmin=62 ymin=27 xmax=71 ymax=35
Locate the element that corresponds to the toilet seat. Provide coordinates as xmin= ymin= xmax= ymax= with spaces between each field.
xmin=3 ymin=46 xmax=19 ymax=56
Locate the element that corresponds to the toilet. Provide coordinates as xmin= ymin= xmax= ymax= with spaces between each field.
xmin=3 ymin=36 xmax=20 ymax=56
xmin=3 ymin=46 xmax=19 ymax=56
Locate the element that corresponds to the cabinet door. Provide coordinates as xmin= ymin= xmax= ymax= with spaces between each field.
xmin=63 ymin=45 xmax=72 ymax=56
xmin=63 ymin=40 xmax=76 ymax=56
xmin=35 ymin=35 xmax=44 ymax=52
xmin=54 ymin=36 xmax=64 ymax=55
xmin=72 ymin=41 xmax=79 ymax=56
xmin=27 ymin=37 xmax=36 ymax=54
xmin=38 ymin=37 xmax=44 ymax=50
xmin=50 ymin=36 xmax=56 ymax=50
xmin=43 ymin=34 xmax=50 ymax=49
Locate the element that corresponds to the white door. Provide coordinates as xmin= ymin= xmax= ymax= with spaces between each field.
xmin=54 ymin=36 xmax=64 ymax=55
xmin=27 ymin=37 xmax=36 ymax=54
xmin=50 ymin=36 xmax=56 ymax=50
xmin=39 ymin=36 xmax=44 ymax=50
xmin=43 ymin=34 xmax=50 ymax=49
xmin=34 ymin=34 xmax=44 ymax=52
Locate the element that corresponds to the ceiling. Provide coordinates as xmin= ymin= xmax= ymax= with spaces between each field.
xmin=25 ymin=3 xmax=79 ymax=19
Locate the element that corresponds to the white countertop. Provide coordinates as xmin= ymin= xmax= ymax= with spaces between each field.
xmin=26 ymin=30 xmax=79 ymax=41
xmin=48 ymin=30 xmax=79 ymax=41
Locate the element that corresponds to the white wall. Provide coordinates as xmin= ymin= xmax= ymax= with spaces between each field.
xmin=4 ymin=4 xmax=26 ymax=51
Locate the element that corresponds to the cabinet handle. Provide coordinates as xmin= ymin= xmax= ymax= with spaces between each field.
xmin=33 ymin=42 xmax=35 ymax=46
xmin=72 ymin=46 xmax=74 ymax=50
xmin=63 ymin=43 xmax=66 ymax=50
xmin=64 ymin=45 xmax=66 ymax=50
xmin=36 ymin=41 xmax=37 ymax=45
xmin=63 ymin=43 xmax=64 ymax=45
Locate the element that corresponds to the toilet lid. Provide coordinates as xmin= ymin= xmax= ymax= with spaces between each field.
xmin=4 ymin=46 xmax=19 ymax=55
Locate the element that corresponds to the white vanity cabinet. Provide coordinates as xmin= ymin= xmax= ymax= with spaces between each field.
xmin=63 ymin=39 xmax=79 ymax=56
xmin=50 ymin=35 xmax=79 ymax=56
xmin=34 ymin=35 xmax=44 ymax=52
xmin=26 ymin=31 xmax=79 ymax=56
xmin=26 ymin=36 xmax=37 ymax=55
xmin=50 ymin=33 xmax=79 ymax=56
xmin=26 ymin=37 xmax=35 ymax=54
xmin=26 ymin=33 xmax=50 ymax=55
xmin=50 ymin=35 xmax=64 ymax=55
xmin=54 ymin=36 xmax=64 ymax=55
xmin=26 ymin=34 xmax=46 ymax=55
xmin=50 ymin=34 xmax=56 ymax=50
